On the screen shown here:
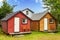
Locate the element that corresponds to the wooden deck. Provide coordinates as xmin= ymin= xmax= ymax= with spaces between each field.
xmin=9 ymin=32 xmax=31 ymax=35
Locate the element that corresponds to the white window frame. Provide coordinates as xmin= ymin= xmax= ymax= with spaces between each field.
xmin=22 ymin=18 xmax=27 ymax=24
xmin=50 ymin=18 xmax=54 ymax=23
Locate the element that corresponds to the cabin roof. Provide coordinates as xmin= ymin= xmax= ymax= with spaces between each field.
xmin=1 ymin=8 xmax=54 ymax=21
xmin=31 ymin=11 xmax=49 ymax=20
xmin=21 ymin=8 xmax=34 ymax=13
xmin=1 ymin=11 xmax=31 ymax=21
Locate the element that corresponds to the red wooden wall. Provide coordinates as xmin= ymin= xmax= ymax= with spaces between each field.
xmin=8 ymin=12 xmax=31 ymax=33
xmin=1 ymin=21 xmax=7 ymax=33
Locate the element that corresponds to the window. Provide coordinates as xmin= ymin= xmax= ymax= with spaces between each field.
xmin=50 ymin=18 xmax=54 ymax=23
xmin=22 ymin=18 xmax=27 ymax=24
xmin=26 ymin=11 xmax=28 ymax=15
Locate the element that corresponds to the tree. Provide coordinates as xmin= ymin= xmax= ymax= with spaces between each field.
xmin=0 ymin=1 xmax=14 ymax=26
xmin=42 ymin=0 xmax=60 ymax=24
xmin=0 ymin=1 xmax=14 ymax=19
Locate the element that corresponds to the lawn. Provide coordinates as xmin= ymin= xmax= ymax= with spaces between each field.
xmin=0 ymin=27 xmax=60 ymax=40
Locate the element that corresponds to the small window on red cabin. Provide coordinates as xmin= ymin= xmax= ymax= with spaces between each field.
xmin=22 ymin=18 xmax=27 ymax=24
xmin=50 ymin=18 xmax=54 ymax=23
xmin=26 ymin=11 xmax=29 ymax=15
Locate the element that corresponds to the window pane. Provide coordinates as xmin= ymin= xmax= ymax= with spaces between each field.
xmin=26 ymin=11 xmax=28 ymax=15
xmin=23 ymin=19 xmax=25 ymax=22
xmin=22 ymin=18 xmax=27 ymax=24
xmin=50 ymin=18 xmax=54 ymax=23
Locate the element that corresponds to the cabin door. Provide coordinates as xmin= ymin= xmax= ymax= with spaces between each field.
xmin=14 ymin=17 xmax=20 ymax=32
xmin=44 ymin=18 xmax=48 ymax=31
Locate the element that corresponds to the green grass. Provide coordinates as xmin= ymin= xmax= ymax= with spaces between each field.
xmin=0 ymin=27 xmax=60 ymax=40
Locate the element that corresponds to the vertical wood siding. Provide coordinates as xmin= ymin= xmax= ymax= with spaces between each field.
xmin=8 ymin=12 xmax=31 ymax=33
xmin=40 ymin=13 xmax=56 ymax=31
xmin=1 ymin=21 xmax=7 ymax=33
xmin=31 ymin=13 xmax=56 ymax=32
xmin=31 ymin=21 xmax=39 ymax=31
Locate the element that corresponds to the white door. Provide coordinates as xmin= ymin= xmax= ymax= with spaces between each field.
xmin=14 ymin=17 xmax=20 ymax=32
xmin=44 ymin=18 xmax=48 ymax=30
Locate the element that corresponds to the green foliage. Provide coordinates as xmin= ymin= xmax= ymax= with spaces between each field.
xmin=57 ymin=26 xmax=60 ymax=32
xmin=43 ymin=0 xmax=60 ymax=24
xmin=0 ymin=1 xmax=14 ymax=19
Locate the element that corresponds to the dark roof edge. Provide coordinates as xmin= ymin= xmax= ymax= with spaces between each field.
xmin=39 ymin=12 xmax=56 ymax=20
xmin=1 ymin=11 xmax=32 ymax=21
xmin=21 ymin=8 xmax=34 ymax=13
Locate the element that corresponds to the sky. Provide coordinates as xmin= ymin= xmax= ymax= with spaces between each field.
xmin=0 ymin=0 xmax=47 ymax=13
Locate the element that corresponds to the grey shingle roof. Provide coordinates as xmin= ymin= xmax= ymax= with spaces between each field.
xmin=31 ymin=11 xmax=49 ymax=20
xmin=1 ymin=12 xmax=17 ymax=21
xmin=1 ymin=8 xmax=34 ymax=21
xmin=1 ymin=11 xmax=32 ymax=21
xmin=1 ymin=9 xmax=49 ymax=21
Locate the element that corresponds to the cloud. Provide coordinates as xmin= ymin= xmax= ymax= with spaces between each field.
xmin=35 ymin=0 xmax=42 ymax=3
xmin=0 ymin=0 xmax=4 ymax=7
xmin=35 ymin=0 xmax=38 ymax=3
xmin=0 ymin=0 xmax=4 ymax=2
xmin=0 ymin=2 xmax=3 ymax=7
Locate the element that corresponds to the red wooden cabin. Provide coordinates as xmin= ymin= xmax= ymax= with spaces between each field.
xmin=1 ymin=11 xmax=31 ymax=34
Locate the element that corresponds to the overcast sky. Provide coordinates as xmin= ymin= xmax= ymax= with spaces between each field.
xmin=0 ymin=0 xmax=47 ymax=13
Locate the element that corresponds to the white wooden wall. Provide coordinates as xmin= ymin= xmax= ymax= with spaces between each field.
xmin=22 ymin=10 xmax=33 ymax=18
